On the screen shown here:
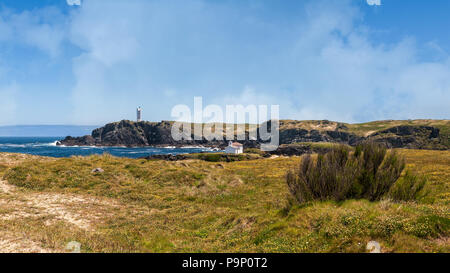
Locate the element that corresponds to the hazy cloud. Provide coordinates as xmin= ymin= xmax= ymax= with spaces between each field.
xmin=67 ymin=0 xmax=81 ymax=6
xmin=367 ymin=0 xmax=381 ymax=6
xmin=0 ymin=7 xmax=66 ymax=57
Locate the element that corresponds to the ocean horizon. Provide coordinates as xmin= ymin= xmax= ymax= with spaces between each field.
xmin=0 ymin=125 xmax=99 ymax=137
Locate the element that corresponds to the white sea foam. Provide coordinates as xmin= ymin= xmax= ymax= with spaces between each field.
xmin=31 ymin=141 xmax=59 ymax=147
xmin=0 ymin=144 xmax=26 ymax=148
xmin=181 ymin=145 xmax=210 ymax=149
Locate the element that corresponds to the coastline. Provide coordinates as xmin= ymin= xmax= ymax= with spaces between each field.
xmin=0 ymin=137 xmax=221 ymax=159
xmin=55 ymin=142 xmax=220 ymax=150
xmin=57 ymin=119 xmax=450 ymax=150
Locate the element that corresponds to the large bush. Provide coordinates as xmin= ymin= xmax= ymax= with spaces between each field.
xmin=388 ymin=171 xmax=428 ymax=201
xmin=286 ymin=142 xmax=408 ymax=203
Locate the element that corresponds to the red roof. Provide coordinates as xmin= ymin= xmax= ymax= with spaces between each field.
xmin=230 ymin=142 xmax=243 ymax=147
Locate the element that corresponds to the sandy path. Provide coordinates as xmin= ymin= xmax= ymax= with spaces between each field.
xmin=0 ymin=179 xmax=14 ymax=193
xmin=0 ymin=178 xmax=118 ymax=253
xmin=0 ymin=234 xmax=54 ymax=253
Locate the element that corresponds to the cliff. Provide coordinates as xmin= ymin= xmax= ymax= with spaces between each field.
xmin=58 ymin=119 xmax=450 ymax=150
xmin=58 ymin=120 xmax=257 ymax=148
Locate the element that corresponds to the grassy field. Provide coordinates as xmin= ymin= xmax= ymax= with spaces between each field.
xmin=0 ymin=149 xmax=449 ymax=253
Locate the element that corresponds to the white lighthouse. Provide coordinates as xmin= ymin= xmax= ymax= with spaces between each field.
xmin=137 ymin=107 xmax=142 ymax=122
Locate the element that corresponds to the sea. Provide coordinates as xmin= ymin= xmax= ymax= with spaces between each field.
xmin=0 ymin=137 xmax=216 ymax=158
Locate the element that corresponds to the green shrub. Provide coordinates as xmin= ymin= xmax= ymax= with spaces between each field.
xmin=354 ymin=142 xmax=405 ymax=201
xmin=286 ymin=145 xmax=360 ymax=203
xmin=286 ymin=142 xmax=407 ymax=203
xmin=244 ymin=148 xmax=266 ymax=155
xmin=203 ymin=154 xmax=222 ymax=162
xmin=389 ymin=171 xmax=428 ymax=201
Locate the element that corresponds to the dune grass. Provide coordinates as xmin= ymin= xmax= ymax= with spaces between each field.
xmin=0 ymin=149 xmax=449 ymax=253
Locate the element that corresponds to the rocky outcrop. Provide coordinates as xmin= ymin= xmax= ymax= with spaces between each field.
xmin=268 ymin=143 xmax=334 ymax=156
xmin=90 ymin=120 xmax=150 ymax=146
xmin=142 ymin=154 xmax=189 ymax=161
xmin=279 ymin=129 xmax=363 ymax=145
xmin=58 ymin=120 xmax=448 ymax=150
xmin=367 ymin=126 xmax=445 ymax=149
xmin=59 ymin=120 xmax=259 ymax=148
xmin=57 ymin=135 xmax=96 ymax=146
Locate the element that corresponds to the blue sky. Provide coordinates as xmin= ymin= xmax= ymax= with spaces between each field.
xmin=0 ymin=0 xmax=449 ymax=125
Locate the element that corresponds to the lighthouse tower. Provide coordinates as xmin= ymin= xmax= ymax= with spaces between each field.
xmin=137 ymin=107 xmax=142 ymax=122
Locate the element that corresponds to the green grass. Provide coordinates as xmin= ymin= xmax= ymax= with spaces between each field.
xmin=292 ymin=142 xmax=350 ymax=149
xmin=186 ymin=152 xmax=262 ymax=162
xmin=1 ymin=149 xmax=449 ymax=253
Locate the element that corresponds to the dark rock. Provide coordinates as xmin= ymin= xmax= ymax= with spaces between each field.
xmin=368 ymin=126 xmax=442 ymax=149
xmin=142 ymin=154 xmax=188 ymax=161
xmin=279 ymin=128 xmax=363 ymax=145
xmin=270 ymin=143 xmax=333 ymax=156
xmin=59 ymin=135 xmax=96 ymax=146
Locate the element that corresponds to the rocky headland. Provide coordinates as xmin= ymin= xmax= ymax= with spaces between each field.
xmin=58 ymin=119 xmax=450 ymax=151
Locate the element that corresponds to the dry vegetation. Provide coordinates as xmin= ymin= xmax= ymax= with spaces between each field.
xmin=279 ymin=119 xmax=450 ymax=135
xmin=0 ymin=148 xmax=448 ymax=253
xmin=347 ymin=119 xmax=450 ymax=136
xmin=287 ymin=143 xmax=407 ymax=203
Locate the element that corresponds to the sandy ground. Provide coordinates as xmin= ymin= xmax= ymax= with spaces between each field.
xmin=0 ymin=232 xmax=55 ymax=253
xmin=0 ymin=177 xmax=119 ymax=253
xmin=0 ymin=153 xmax=155 ymax=253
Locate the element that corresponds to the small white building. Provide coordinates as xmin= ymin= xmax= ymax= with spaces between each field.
xmin=225 ymin=141 xmax=244 ymax=154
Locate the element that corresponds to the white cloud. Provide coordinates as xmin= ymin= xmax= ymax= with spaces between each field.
xmin=0 ymin=8 xmax=66 ymax=57
xmin=1 ymin=0 xmax=432 ymax=125
xmin=367 ymin=0 xmax=381 ymax=6
xmin=60 ymin=0 xmax=448 ymax=123
xmin=0 ymin=0 xmax=448 ymax=125
xmin=67 ymin=0 xmax=81 ymax=6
